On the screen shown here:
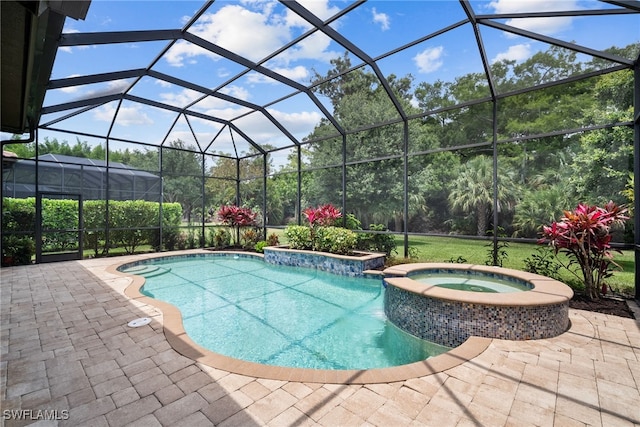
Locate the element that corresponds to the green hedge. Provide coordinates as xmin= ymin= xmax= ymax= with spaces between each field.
xmin=2 ymin=198 xmax=182 ymax=262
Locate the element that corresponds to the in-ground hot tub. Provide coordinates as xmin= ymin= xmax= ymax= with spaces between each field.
xmin=383 ymin=263 xmax=574 ymax=347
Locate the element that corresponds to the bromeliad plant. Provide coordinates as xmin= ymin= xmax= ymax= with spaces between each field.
xmin=540 ymin=201 xmax=628 ymax=300
xmin=217 ymin=205 xmax=258 ymax=246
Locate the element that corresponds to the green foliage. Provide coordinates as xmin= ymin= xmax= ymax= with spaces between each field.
xmin=0 ymin=198 xmax=183 ymax=257
xmin=212 ymin=228 xmax=231 ymax=248
xmin=159 ymin=203 xmax=183 ymax=251
xmin=84 ymin=201 xmax=107 ymax=256
xmin=344 ymin=213 xmax=362 ymax=230
xmin=284 ymin=225 xmax=313 ymax=250
xmin=523 ymin=247 xmax=561 ymax=280
xmin=356 ymin=224 xmax=397 ymax=256
xmin=41 ymin=198 xmax=79 ymax=251
xmin=108 ymin=200 xmax=157 ymax=254
xmin=254 ymin=241 xmax=268 ymax=253
xmin=1 ymin=235 xmax=35 ymax=266
xmin=313 ymin=226 xmax=358 ymax=255
xmin=241 ymin=228 xmax=261 ymax=249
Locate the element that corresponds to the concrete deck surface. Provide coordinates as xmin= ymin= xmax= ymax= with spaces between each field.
xmin=1 ymin=252 xmax=639 ymax=426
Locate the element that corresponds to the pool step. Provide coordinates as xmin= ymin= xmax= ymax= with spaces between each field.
xmin=122 ymin=265 xmax=171 ymax=277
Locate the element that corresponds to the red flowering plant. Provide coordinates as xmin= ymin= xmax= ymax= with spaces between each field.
xmin=303 ymin=204 xmax=342 ymax=227
xmin=217 ymin=205 xmax=258 ymax=246
xmin=301 ymin=204 xmax=343 ymax=248
xmin=539 ymin=201 xmax=628 ymax=300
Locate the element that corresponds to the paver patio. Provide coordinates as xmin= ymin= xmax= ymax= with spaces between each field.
xmin=1 ymin=250 xmax=639 ymax=426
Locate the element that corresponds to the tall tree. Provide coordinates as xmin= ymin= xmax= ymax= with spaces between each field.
xmin=448 ymin=155 xmax=518 ymax=236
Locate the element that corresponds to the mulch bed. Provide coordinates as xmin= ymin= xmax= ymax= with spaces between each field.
xmin=569 ymin=294 xmax=636 ymax=319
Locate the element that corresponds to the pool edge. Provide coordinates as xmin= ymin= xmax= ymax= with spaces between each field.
xmin=107 ymin=252 xmax=491 ymax=384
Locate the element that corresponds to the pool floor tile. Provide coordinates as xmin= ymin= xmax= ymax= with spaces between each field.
xmin=1 ymin=250 xmax=639 ymax=426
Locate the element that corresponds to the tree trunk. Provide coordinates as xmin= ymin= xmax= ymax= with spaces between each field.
xmin=476 ymin=204 xmax=488 ymax=236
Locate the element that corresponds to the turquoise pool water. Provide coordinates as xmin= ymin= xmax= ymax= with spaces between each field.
xmin=124 ymin=255 xmax=450 ymax=370
xmin=411 ymin=272 xmax=531 ymax=293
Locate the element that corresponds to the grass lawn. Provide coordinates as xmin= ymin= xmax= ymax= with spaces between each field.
xmin=393 ymin=235 xmax=635 ymax=295
xmin=270 ymin=228 xmax=634 ymax=294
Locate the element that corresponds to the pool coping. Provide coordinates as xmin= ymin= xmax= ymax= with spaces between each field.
xmin=383 ymin=262 xmax=574 ymax=306
xmin=108 ymin=251 xmax=491 ymax=384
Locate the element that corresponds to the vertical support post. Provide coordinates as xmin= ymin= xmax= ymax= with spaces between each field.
xmin=634 ymin=62 xmax=640 ymax=301
xmin=35 ymin=130 xmax=41 ymax=263
xmin=235 ymin=158 xmax=241 ymax=206
xmin=341 ymin=134 xmax=347 ymax=227
xmin=263 ymin=153 xmax=268 ymax=239
xmin=492 ymin=100 xmax=499 ymax=266
xmin=105 ymin=138 xmax=110 ymax=254
xmin=403 ymin=120 xmax=409 ymax=259
xmin=297 ymin=145 xmax=302 ymax=225
xmin=201 ymin=153 xmax=206 ymax=248
xmin=159 ymin=148 xmax=164 ymax=251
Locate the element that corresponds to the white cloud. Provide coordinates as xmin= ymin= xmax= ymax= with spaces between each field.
xmin=57 ymin=29 xmax=89 ymax=53
xmin=372 ymin=8 xmax=390 ymax=31
xmin=413 ymin=46 xmax=445 ymax=74
xmin=268 ymin=109 xmax=322 ymax=137
xmin=166 ymin=2 xmax=340 ymax=69
xmin=491 ymin=43 xmax=532 ymax=63
xmin=159 ymin=88 xmax=203 ymax=107
xmin=286 ymin=0 xmax=341 ymax=27
xmin=164 ymin=40 xmax=220 ymax=67
xmin=186 ymin=5 xmax=290 ymax=63
xmin=93 ymin=104 xmax=153 ymax=126
xmin=220 ymin=85 xmax=251 ymax=101
xmin=488 ymin=0 xmax=577 ymax=36
xmin=59 ymin=74 xmax=82 ymax=93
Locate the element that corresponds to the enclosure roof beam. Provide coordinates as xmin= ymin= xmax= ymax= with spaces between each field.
xmin=281 ymin=0 xmax=407 ymax=121
xmin=58 ymin=29 xmax=183 ymax=46
xmin=47 ymin=69 xmax=146 ymax=89
xmin=480 ymin=20 xmax=635 ymax=66
xmin=460 ymin=0 xmax=497 ymax=100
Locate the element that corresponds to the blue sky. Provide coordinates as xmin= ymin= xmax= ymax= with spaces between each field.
xmin=5 ymin=0 xmax=639 ymax=166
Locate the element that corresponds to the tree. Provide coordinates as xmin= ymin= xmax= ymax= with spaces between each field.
xmin=162 ymin=140 xmax=203 ymax=223
xmin=448 ymin=156 xmax=518 ymax=236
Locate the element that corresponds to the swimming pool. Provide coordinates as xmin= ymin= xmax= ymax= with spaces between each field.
xmin=120 ymin=254 xmax=450 ymax=370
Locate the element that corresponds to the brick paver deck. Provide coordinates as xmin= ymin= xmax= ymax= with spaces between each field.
xmin=1 ymin=251 xmax=639 ymax=426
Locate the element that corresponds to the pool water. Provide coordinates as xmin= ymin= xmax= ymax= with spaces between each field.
xmin=128 ymin=255 xmax=450 ymax=370
xmin=411 ymin=273 xmax=530 ymax=293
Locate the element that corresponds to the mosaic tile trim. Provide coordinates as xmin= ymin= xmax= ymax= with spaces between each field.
xmin=263 ymin=248 xmax=385 ymax=277
xmin=117 ymin=252 xmax=261 ymax=271
xmin=384 ymin=283 xmax=570 ymax=348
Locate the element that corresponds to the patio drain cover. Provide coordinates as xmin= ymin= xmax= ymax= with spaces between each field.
xmin=127 ymin=317 xmax=152 ymax=328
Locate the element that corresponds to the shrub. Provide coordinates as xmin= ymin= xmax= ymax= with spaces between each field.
xmin=284 ymin=225 xmax=312 ymax=250
xmin=313 ymin=226 xmax=357 ymax=255
xmin=523 ymin=247 xmax=561 ymax=280
xmin=213 ymin=228 xmax=231 ymax=248
xmin=356 ymin=224 xmax=397 ymax=256
xmin=266 ymin=232 xmax=279 ymax=247
xmin=218 ymin=205 xmax=258 ymax=245
xmin=241 ymin=228 xmax=261 ymax=249
xmin=540 ymin=201 xmax=628 ymax=299
xmin=254 ymin=241 xmax=268 ymax=253
xmin=1 ymin=234 xmax=35 ymax=266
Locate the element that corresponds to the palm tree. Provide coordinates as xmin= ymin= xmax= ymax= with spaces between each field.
xmin=448 ymin=155 xmax=518 ymax=236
